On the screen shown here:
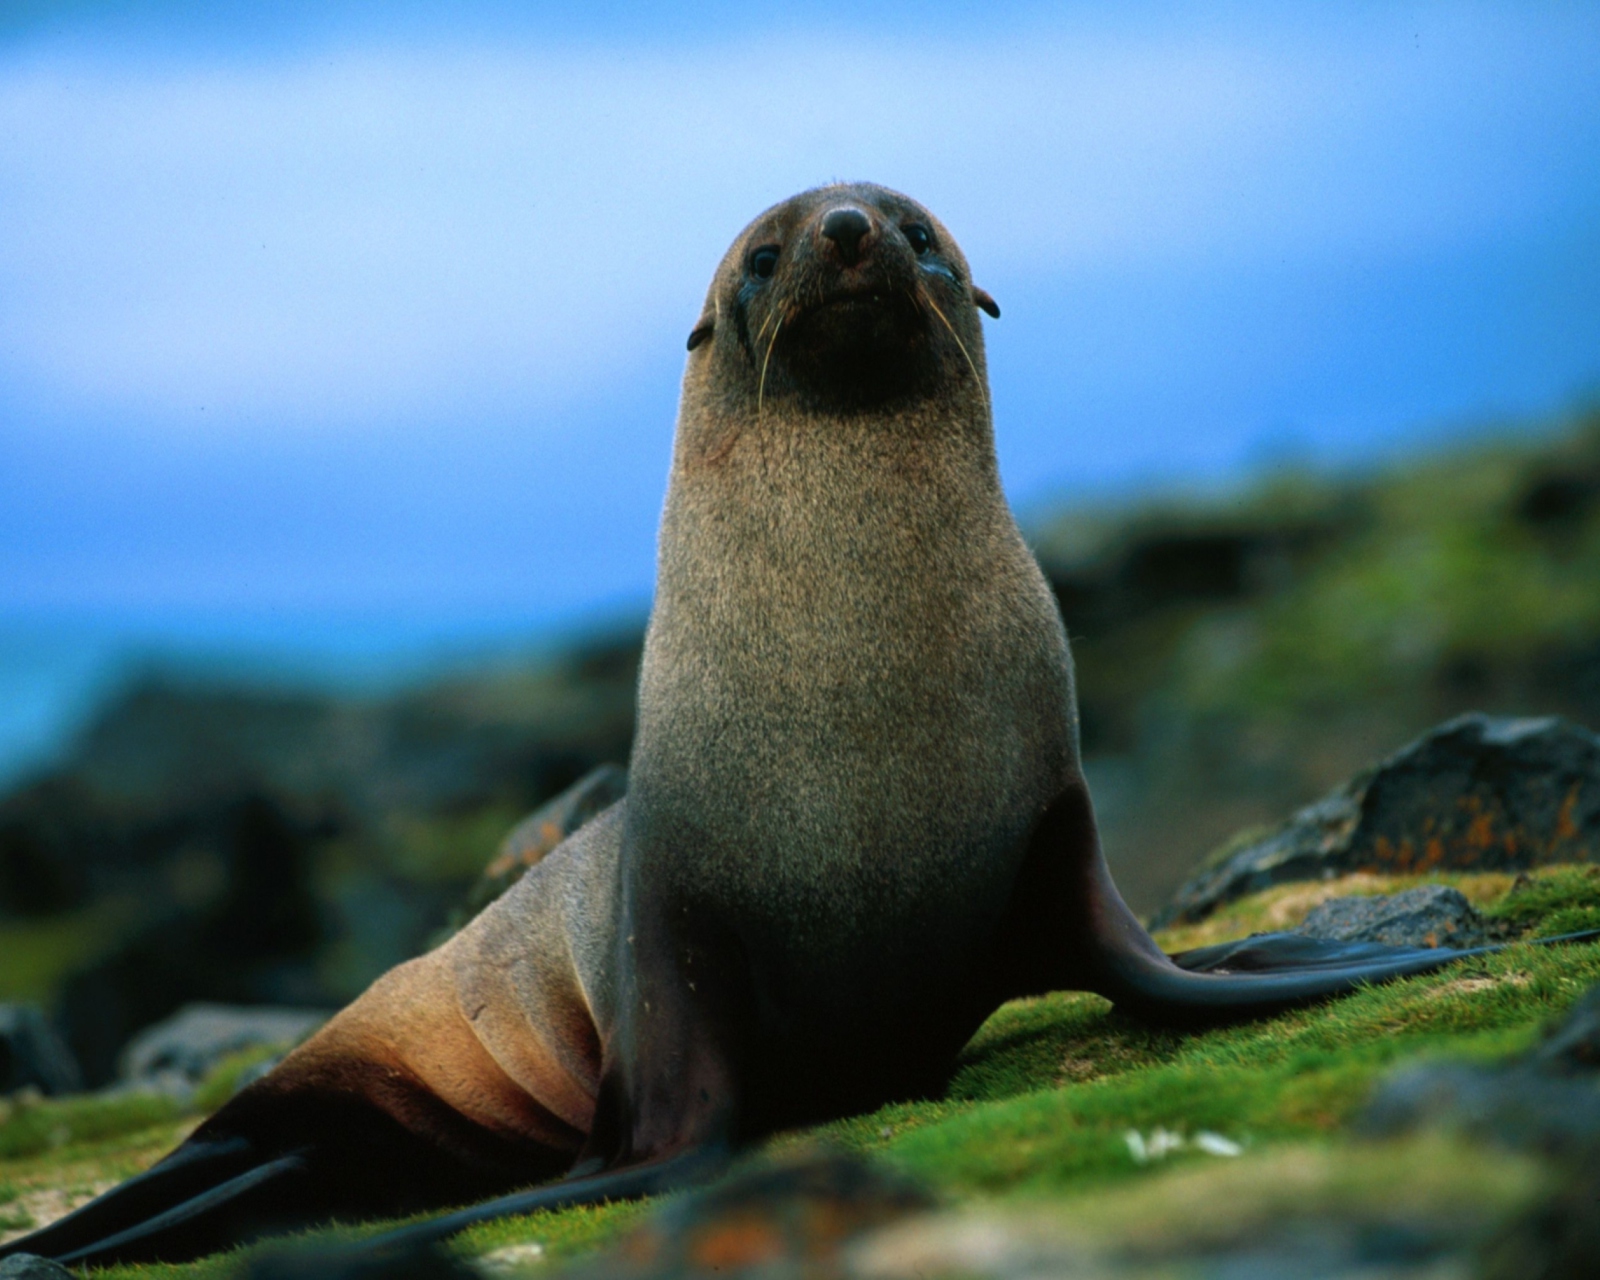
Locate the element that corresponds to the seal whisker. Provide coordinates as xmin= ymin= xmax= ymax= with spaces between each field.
xmin=921 ymin=291 xmax=989 ymax=419
xmin=757 ymin=311 xmax=785 ymax=418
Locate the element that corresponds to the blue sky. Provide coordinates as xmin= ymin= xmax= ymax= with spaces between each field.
xmin=1 ymin=1 xmax=1599 ymax=775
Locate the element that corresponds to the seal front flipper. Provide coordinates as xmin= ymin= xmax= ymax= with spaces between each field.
xmin=1003 ymin=782 xmax=1600 ymax=1024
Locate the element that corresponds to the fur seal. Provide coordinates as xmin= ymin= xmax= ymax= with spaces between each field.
xmin=9 ymin=183 xmax=1595 ymax=1267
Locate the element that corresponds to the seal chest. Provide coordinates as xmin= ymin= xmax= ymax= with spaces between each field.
xmin=626 ymin=185 xmax=1073 ymax=1060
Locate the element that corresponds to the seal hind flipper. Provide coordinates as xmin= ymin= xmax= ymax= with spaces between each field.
xmin=1006 ymin=782 xmax=1600 ymax=1024
xmin=1169 ymin=929 xmax=1600 ymax=974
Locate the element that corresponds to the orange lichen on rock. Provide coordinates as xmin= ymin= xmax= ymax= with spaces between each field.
xmin=1557 ymin=786 xmax=1582 ymax=843
xmin=685 ymin=1215 xmax=787 ymax=1270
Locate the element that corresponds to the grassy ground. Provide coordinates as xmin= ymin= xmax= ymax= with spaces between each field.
xmin=4 ymin=865 xmax=1597 ymax=1275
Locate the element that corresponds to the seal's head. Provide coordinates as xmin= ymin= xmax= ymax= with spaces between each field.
xmin=683 ymin=184 xmax=999 ymax=420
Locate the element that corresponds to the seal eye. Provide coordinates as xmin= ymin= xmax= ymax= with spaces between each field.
xmin=903 ymin=224 xmax=933 ymax=256
xmin=750 ymin=246 xmax=780 ymax=279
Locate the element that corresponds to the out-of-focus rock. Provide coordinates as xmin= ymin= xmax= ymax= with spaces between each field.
xmin=0 ymin=1005 xmax=81 ymax=1097
xmin=561 ymin=1151 xmax=934 ymax=1279
xmin=58 ymin=792 xmax=329 ymax=1085
xmin=848 ymin=1141 xmax=1534 ymax=1279
xmin=457 ymin=765 xmax=627 ymax=925
xmin=1362 ymin=982 xmax=1600 ymax=1158
xmin=1529 ymin=980 xmax=1600 ymax=1073
xmin=1154 ymin=714 xmax=1600 ymax=928
xmin=0 ymin=1255 xmax=75 ymax=1280
xmin=1295 ymin=884 xmax=1494 ymax=949
xmin=1479 ymin=1149 xmax=1600 ymax=1280
xmin=117 ymin=1002 xmax=328 ymax=1091
xmin=0 ymin=627 xmax=641 ymax=1085
xmin=1362 ymin=983 xmax=1600 ymax=1280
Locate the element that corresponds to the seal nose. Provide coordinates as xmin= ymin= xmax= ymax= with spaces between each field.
xmin=819 ymin=206 xmax=874 ymax=266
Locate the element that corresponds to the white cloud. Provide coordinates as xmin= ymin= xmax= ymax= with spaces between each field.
xmin=0 ymin=3 xmax=1595 ymax=432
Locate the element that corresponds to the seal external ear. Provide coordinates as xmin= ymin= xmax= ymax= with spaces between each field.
xmin=973 ymin=287 xmax=1000 ymax=318
xmin=687 ymin=316 xmax=715 ymax=350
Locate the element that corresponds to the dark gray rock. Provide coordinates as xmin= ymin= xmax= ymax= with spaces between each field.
xmin=118 ymin=1002 xmax=328 ymax=1088
xmin=1361 ymin=1060 xmax=1600 ymax=1159
xmin=1358 ymin=979 xmax=1600 ymax=1280
xmin=1479 ymin=1149 xmax=1600 ymax=1280
xmin=1295 ymin=884 xmax=1493 ymax=949
xmin=564 ymin=1152 xmax=933 ymax=1279
xmin=1531 ymin=982 xmax=1600 ymax=1073
xmin=0 ymin=1005 xmax=81 ymax=1097
xmin=1154 ymin=713 xmax=1600 ymax=928
xmin=0 ymin=1255 xmax=75 ymax=1280
xmin=1362 ymin=980 xmax=1600 ymax=1158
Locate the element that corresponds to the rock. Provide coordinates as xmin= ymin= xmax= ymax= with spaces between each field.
xmin=1362 ymin=1060 xmax=1600 ymax=1160
xmin=58 ymin=790 xmax=333 ymax=1086
xmin=848 ymin=1140 xmax=1526 ymax=1279
xmin=1529 ymin=981 xmax=1600 ymax=1073
xmin=455 ymin=765 xmax=627 ymax=925
xmin=1478 ymin=1149 xmax=1600 ymax=1280
xmin=1363 ymin=984 xmax=1600 ymax=1279
xmin=1295 ymin=884 xmax=1493 ymax=949
xmin=1153 ymin=713 xmax=1600 ymax=928
xmin=1362 ymin=980 xmax=1600 ymax=1158
xmin=0 ymin=1005 xmax=81 ymax=1097
xmin=117 ymin=1002 xmax=328 ymax=1088
xmin=563 ymin=1151 xmax=933 ymax=1278
xmin=0 ymin=1255 xmax=75 ymax=1280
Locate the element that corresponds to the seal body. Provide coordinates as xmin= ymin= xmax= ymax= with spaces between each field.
xmin=11 ymin=183 xmax=1560 ymax=1268
xmin=631 ymin=299 xmax=1071 ymax=1126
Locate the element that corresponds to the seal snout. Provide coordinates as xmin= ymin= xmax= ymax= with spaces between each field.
xmin=818 ymin=206 xmax=875 ymax=266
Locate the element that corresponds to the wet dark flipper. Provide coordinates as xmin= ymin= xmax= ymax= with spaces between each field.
xmin=1014 ymin=782 xmax=1600 ymax=1024
xmin=1169 ymin=929 xmax=1600 ymax=976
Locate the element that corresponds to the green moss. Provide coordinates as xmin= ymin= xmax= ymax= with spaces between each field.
xmin=1483 ymin=864 xmax=1600 ymax=938
xmin=0 ymin=1091 xmax=183 ymax=1161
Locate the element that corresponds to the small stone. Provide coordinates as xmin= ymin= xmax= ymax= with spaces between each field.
xmin=1295 ymin=884 xmax=1492 ymax=949
xmin=0 ymin=1254 xmax=75 ymax=1280
xmin=117 ymin=1003 xmax=328 ymax=1086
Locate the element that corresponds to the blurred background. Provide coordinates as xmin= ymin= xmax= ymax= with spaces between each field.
xmin=2 ymin=1 xmax=1599 ymax=1085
